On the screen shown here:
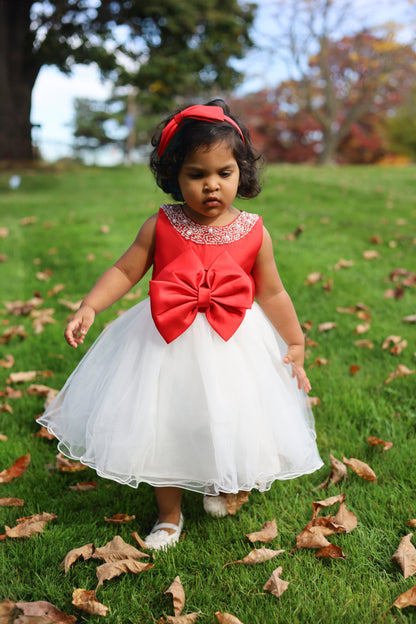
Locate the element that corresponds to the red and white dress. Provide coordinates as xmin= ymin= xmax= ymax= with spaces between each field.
xmin=38 ymin=204 xmax=323 ymax=494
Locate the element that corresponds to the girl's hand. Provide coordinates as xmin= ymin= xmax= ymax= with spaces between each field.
xmin=283 ymin=345 xmax=311 ymax=394
xmin=64 ymin=305 xmax=96 ymax=348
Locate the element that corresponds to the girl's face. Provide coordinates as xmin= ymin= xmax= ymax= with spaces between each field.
xmin=177 ymin=141 xmax=240 ymax=225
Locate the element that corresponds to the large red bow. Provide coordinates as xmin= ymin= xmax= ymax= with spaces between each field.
xmin=149 ymin=249 xmax=253 ymax=343
xmin=157 ymin=105 xmax=245 ymax=157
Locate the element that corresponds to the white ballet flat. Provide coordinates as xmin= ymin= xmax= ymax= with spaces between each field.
xmin=144 ymin=513 xmax=184 ymax=551
xmin=203 ymin=495 xmax=228 ymax=517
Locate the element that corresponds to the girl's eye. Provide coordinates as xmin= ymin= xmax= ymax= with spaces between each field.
xmin=189 ymin=173 xmax=203 ymax=179
xmin=220 ymin=171 xmax=232 ymax=177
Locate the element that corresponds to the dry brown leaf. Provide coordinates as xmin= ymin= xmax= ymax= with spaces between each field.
xmin=165 ymin=576 xmax=185 ymax=616
xmin=403 ymin=314 xmax=416 ymax=324
xmin=72 ymin=589 xmax=108 ymax=616
xmin=36 ymin=270 xmax=53 ymax=281
xmin=350 ymin=365 xmax=361 ymax=376
xmin=0 ymin=325 xmax=27 ymax=343
xmin=55 ymin=453 xmax=87 ymax=472
xmin=0 ymin=497 xmax=24 ymax=506
xmin=61 ymin=543 xmax=95 ymax=575
xmin=408 ymin=520 xmax=416 ymax=528
xmin=317 ymin=454 xmax=347 ymax=489
xmin=330 ymin=502 xmax=358 ymax=533
xmin=0 ymin=453 xmax=31 ymax=483
xmin=384 ymin=364 xmax=415 ymax=385
xmin=393 ymin=585 xmax=416 ymax=609
xmin=13 ymin=600 xmax=76 ymax=623
xmin=391 ymin=534 xmax=416 ymax=579
xmin=27 ymin=383 xmax=57 ymax=397
xmin=295 ymin=527 xmax=331 ymax=549
xmin=93 ymin=535 xmax=149 ymax=563
xmin=334 ymin=259 xmax=354 ymax=270
xmin=390 ymin=340 xmax=408 ymax=355
xmin=0 ymin=386 xmax=22 ymax=399
xmin=363 ymin=250 xmax=381 ymax=260
xmin=342 ymin=457 xmax=377 ymax=481
xmin=0 ymin=402 xmax=13 ymax=414
xmin=318 ymin=322 xmax=337 ymax=333
xmin=225 ymin=491 xmax=250 ymax=515
xmin=58 ymin=298 xmax=82 ymax=311
xmin=0 ymin=433 xmax=8 ymax=441
xmin=5 ymin=512 xmax=57 ymax=538
xmin=100 ymin=225 xmax=111 ymax=234
xmin=47 ymin=284 xmax=66 ymax=297
xmin=312 ymin=494 xmax=346 ymax=518
xmin=354 ymin=339 xmax=374 ymax=349
xmin=7 ymin=371 xmax=38 ymax=383
xmin=131 ymin=531 xmax=149 ymax=550
xmin=322 ymin=278 xmax=333 ymax=292
xmin=68 ymin=481 xmax=98 ymax=491
xmin=246 ymin=519 xmax=277 ymax=543
xmin=123 ymin=288 xmax=142 ymax=301
xmin=215 ymin=613 xmax=245 ymax=624
xmin=0 ymin=354 xmax=14 ymax=368
xmin=30 ymin=308 xmax=56 ymax=333
xmin=0 ymin=227 xmax=9 ymax=237
xmin=304 ymin=517 xmax=346 ymax=537
xmin=263 ymin=566 xmax=289 ymax=598
xmin=305 ymin=271 xmax=325 ymax=285
xmin=313 ymin=358 xmax=330 ymax=367
xmin=162 ymin=613 xmax=201 ymax=623
xmin=96 ymin=558 xmax=154 ymax=587
xmin=33 ymin=426 xmax=56 ymax=440
xmin=382 ymin=335 xmax=403 ymax=349
xmin=367 ymin=436 xmax=393 ymax=451
xmin=301 ymin=320 xmax=313 ymax=332
xmin=225 ymin=547 xmax=285 ymax=567
xmin=384 ymin=286 xmax=405 ymax=300
xmin=316 ymin=544 xmax=347 ymax=559
xmin=104 ymin=513 xmax=136 ymax=524
xmin=354 ymin=322 xmax=370 ymax=334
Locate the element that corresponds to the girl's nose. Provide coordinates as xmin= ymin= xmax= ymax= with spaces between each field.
xmin=204 ymin=177 xmax=219 ymax=191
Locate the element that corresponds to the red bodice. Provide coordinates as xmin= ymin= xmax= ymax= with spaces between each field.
xmin=149 ymin=204 xmax=263 ymax=343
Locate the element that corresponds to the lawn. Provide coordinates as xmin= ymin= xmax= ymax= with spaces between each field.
xmin=0 ymin=163 xmax=415 ymax=624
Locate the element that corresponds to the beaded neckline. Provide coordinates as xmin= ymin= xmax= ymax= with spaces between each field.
xmin=161 ymin=204 xmax=259 ymax=245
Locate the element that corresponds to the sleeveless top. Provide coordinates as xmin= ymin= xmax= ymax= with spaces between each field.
xmin=149 ymin=204 xmax=263 ymax=343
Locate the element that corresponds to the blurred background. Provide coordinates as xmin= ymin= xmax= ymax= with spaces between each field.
xmin=2 ymin=0 xmax=416 ymax=168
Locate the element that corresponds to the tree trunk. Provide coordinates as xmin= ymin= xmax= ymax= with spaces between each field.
xmin=0 ymin=1 xmax=39 ymax=162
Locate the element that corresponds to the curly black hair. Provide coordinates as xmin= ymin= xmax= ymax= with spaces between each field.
xmin=149 ymin=99 xmax=262 ymax=202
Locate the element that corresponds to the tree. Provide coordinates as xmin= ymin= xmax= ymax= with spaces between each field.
xmin=0 ymin=0 xmax=255 ymax=162
xmin=383 ymin=86 xmax=416 ymax=159
xmin=258 ymin=0 xmax=416 ymax=163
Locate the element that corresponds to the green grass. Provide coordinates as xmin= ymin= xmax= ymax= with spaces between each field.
xmin=0 ymin=163 xmax=415 ymax=624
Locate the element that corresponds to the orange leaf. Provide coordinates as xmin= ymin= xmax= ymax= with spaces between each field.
xmin=5 ymin=512 xmax=57 ymax=538
xmin=316 ymin=544 xmax=347 ymax=559
xmin=225 ymin=547 xmax=284 ymax=567
xmin=367 ymin=436 xmax=393 ymax=451
xmin=330 ymin=502 xmax=358 ymax=533
xmin=0 ymin=355 xmax=14 ymax=368
xmin=0 ymin=453 xmax=30 ymax=483
xmin=295 ymin=527 xmax=331 ymax=549
xmin=384 ymin=365 xmax=415 ymax=385
xmin=72 ymin=589 xmax=109 ymax=616
xmin=246 ymin=519 xmax=277 ymax=543
xmin=104 ymin=513 xmax=136 ymax=524
xmin=263 ymin=566 xmax=289 ymax=597
xmin=342 ymin=457 xmax=377 ymax=481
xmin=391 ymin=534 xmax=416 ymax=579
xmin=390 ymin=340 xmax=407 ymax=355
xmin=312 ymin=494 xmax=346 ymax=518
xmin=392 ymin=585 xmax=416 ymax=609
xmin=349 ymin=365 xmax=360 ymax=376
xmin=61 ymin=543 xmax=95 ymax=575
xmin=215 ymin=613 xmax=246 ymax=624
xmin=308 ymin=396 xmax=321 ymax=407
xmin=0 ymin=497 xmax=24 ymax=507
xmin=408 ymin=520 xmax=416 ymax=528
xmin=163 ymin=613 xmax=201 ymax=623
xmin=13 ymin=600 xmax=76 ymax=623
xmin=55 ymin=453 xmax=87 ymax=473
xmin=165 ymin=576 xmax=185 ymax=616
xmin=382 ymin=335 xmax=402 ymax=349
xmin=96 ymin=559 xmax=154 ymax=588
xmin=225 ymin=491 xmax=250 ymax=515
xmin=68 ymin=481 xmax=98 ymax=491
xmin=92 ymin=535 xmax=149 ymax=562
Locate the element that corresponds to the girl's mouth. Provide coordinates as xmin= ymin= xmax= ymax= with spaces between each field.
xmin=204 ymin=197 xmax=220 ymax=207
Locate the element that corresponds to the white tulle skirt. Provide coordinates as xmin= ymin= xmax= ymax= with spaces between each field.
xmin=38 ymin=299 xmax=323 ymax=494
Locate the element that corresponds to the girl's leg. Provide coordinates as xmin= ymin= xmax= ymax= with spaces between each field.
xmin=155 ymin=486 xmax=182 ymax=530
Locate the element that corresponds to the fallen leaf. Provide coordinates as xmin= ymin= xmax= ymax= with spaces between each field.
xmin=0 ymin=433 xmax=8 ymax=441
xmin=322 ymin=278 xmax=333 ymax=292
xmin=354 ymin=339 xmax=374 ymax=349
xmin=93 ymin=535 xmax=149 ymax=562
xmin=403 ymin=314 xmax=416 ymax=324
xmin=313 ymin=358 xmax=330 ymax=367
xmin=0 ymin=325 xmax=27 ymax=343
xmin=58 ymin=298 xmax=82 ymax=311
xmin=390 ymin=340 xmax=408 ymax=355
xmin=391 ymin=534 xmax=416 ymax=579
xmin=96 ymin=559 xmax=154 ymax=587
xmin=225 ymin=491 xmax=250 ymax=515
xmin=19 ymin=216 xmax=37 ymax=226
xmin=72 ymin=588 xmax=109 ymax=616
xmin=393 ymin=585 xmax=416 ymax=609
xmin=295 ymin=527 xmax=331 ymax=549
xmin=0 ymin=402 xmax=13 ymax=413
xmin=384 ymin=364 xmax=415 ymax=385
xmin=61 ymin=543 xmax=95 ymax=575
xmin=316 ymin=544 xmax=347 ymax=559
xmin=354 ymin=322 xmax=370 ymax=334
xmin=263 ymin=566 xmax=289 ymax=597
xmin=246 ymin=519 xmax=277 ymax=543
xmin=384 ymin=286 xmax=405 ymax=299
xmin=55 ymin=453 xmax=87 ymax=472
xmin=104 ymin=513 xmax=136 ymax=524
xmin=68 ymin=481 xmax=98 ymax=491
xmin=363 ymin=250 xmax=381 ymax=260
xmin=33 ymin=426 xmax=56 ymax=440
xmin=308 ymin=396 xmax=321 ymax=407
xmin=162 ymin=613 xmax=201 ymax=623
xmin=304 ymin=517 xmax=346 ymax=537
xmin=334 ymin=259 xmax=354 ymax=270
xmin=342 ymin=457 xmax=377 ymax=481
xmin=305 ymin=271 xmax=325 ymax=285
xmin=370 ymin=235 xmax=382 ymax=244
xmin=408 ymin=520 xmax=416 ymax=528
xmin=225 ymin=547 xmax=285 ymax=567
xmin=0 ymin=354 xmax=14 ymax=368
xmin=319 ymin=322 xmax=337 ymax=333
xmin=330 ymin=502 xmax=358 ymax=533
xmin=0 ymin=497 xmax=24 ymax=506
xmin=312 ymin=494 xmax=346 ymax=518
xmin=13 ymin=600 xmax=76 ymax=623
xmin=215 ymin=613 xmax=245 ymax=624
xmin=317 ymin=454 xmax=347 ymax=489
xmin=131 ymin=531 xmax=149 ymax=550
xmin=4 ymin=297 xmax=43 ymax=315
xmin=350 ymin=365 xmax=360 ymax=376
xmin=165 ymin=576 xmax=185 ymax=616
xmin=7 ymin=371 xmax=38 ymax=383
xmin=5 ymin=512 xmax=57 ymax=538
xmin=301 ymin=320 xmax=313 ymax=332
xmin=123 ymin=288 xmax=142 ymax=301
xmin=0 ymin=227 xmax=9 ymax=237
xmin=47 ymin=284 xmax=66 ymax=297
xmin=367 ymin=436 xmax=393 ymax=451
xmin=36 ymin=269 xmax=53 ymax=281
xmin=382 ymin=335 xmax=403 ymax=349
xmin=0 ymin=453 xmax=31 ymax=483
xmin=100 ymin=225 xmax=111 ymax=234
xmin=0 ymin=386 xmax=22 ymax=399
xmin=30 ymin=308 xmax=56 ymax=333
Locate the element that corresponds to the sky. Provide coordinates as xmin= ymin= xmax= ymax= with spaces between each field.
xmin=31 ymin=0 xmax=415 ymax=163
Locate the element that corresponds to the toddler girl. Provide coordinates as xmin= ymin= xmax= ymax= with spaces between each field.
xmin=38 ymin=100 xmax=323 ymax=550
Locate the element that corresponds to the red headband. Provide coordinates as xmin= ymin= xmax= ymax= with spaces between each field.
xmin=157 ymin=104 xmax=245 ymax=157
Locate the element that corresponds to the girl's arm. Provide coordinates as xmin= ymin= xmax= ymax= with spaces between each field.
xmin=252 ymin=226 xmax=311 ymax=393
xmin=65 ymin=214 xmax=158 ymax=348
